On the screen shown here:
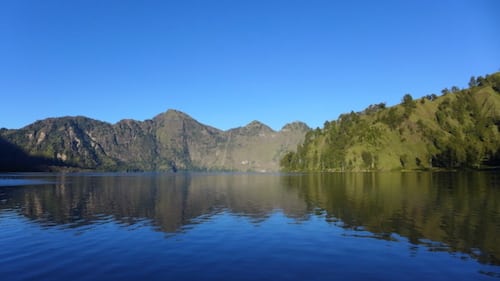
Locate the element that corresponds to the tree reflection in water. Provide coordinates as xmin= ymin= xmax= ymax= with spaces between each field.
xmin=0 ymin=171 xmax=498 ymax=265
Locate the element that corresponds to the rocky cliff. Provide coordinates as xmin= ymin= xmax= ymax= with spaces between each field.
xmin=0 ymin=110 xmax=310 ymax=172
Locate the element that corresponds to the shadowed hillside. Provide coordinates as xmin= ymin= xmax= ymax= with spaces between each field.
xmin=0 ymin=135 xmax=67 ymax=171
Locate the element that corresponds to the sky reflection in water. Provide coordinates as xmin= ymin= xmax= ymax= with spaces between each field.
xmin=0 ymin=172 xmax=499 ymax=280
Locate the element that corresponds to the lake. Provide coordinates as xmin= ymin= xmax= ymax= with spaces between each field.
xmin=0 ymin=172 xmax=499 ymax=280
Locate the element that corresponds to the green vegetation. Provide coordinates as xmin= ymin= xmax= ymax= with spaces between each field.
xmin=281 ymin=72 xmax=500 ymax=171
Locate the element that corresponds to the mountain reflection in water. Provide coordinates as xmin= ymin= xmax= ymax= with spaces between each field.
xmin=0 ymin=171 xmax=499 ymax=266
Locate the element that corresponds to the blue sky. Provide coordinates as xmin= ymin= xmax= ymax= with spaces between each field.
xmin=1 ymin=0 xmax=499 ymax=130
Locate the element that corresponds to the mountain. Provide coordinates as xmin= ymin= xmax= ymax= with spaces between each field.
xmin=281 ymin=72 xmax=500 ymax=171
xmin=0 ymin=110 xmax=310 ymax=172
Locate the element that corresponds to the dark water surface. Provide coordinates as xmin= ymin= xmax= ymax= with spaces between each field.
xmin=0 ymin=172 xmax=499 ymax=280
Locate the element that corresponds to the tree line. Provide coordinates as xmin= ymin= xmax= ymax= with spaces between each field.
xmin=281 ymin=72 xmax=500 ymax=171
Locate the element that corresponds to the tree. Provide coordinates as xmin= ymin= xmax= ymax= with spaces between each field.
xmin=402 ymin=93 xmax=413 ymax=104
xmin=361 ymin=151 xmax=373 ymax=169
xmin=358 ymin=125 xmax=383 ymax=169
xmin=477 ymin=76 xmax=485 ymax=86
xmin=363 ymin=103 xmax=386 ymax=114
xmin=425 ymin=94 xmax=437 ymax=101
xmin=382 ymin=107 xmax=403 ymax=130
xmin=400 ymin=154 xmax=409 ymax=168
xmin=402 ymin=93 xmax=416 ymax=118
xmin=468 ymin=76 xmax=477 ymax=88
xmin=280 ymin=151 xmax=296 ymax=171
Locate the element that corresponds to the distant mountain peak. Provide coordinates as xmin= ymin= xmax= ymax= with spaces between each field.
xmin=153 ymin=109 xmax=194 ymax=122
xmin=0 ymin=108 xmax=309 ymax=172
xmin=246 ymin=120 xmax=272 ymax=129
xmin=165 ymin=109 xmax=189 ymax=115
xmin=230 ymin=120 xmax=275 ymax=135
xmin=280 ymin=122 xmax=311 ymax=132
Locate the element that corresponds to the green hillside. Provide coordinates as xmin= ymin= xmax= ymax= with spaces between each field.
xmin=281 ymin=72 xmax=500 ymax=171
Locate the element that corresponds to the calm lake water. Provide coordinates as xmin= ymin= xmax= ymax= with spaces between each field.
xmin=0 ymin=172 xmax=499 ymax=280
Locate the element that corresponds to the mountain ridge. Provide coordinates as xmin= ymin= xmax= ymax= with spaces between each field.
xmin=280 ymin=72 xmax=500 ymax=171
xmin=0 ymin=109 xmax=310 ymax=172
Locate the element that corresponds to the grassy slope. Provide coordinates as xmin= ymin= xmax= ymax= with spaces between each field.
xmin=282 ymin=72 xmax=500 ymax=171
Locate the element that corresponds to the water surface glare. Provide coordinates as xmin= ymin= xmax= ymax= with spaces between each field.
xmin=0 ymin=172 xmax=499 ymax=280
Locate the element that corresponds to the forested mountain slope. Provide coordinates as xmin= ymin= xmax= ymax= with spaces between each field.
xmin=281 ymin=72 xmax=500 ymax=171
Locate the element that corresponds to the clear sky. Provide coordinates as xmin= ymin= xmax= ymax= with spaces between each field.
xmin=1 ymin=0 xmax=499 ymax=131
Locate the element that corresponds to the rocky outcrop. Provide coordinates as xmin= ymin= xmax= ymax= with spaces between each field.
xmin=0 ymin=110 xmax=310 ymax=172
